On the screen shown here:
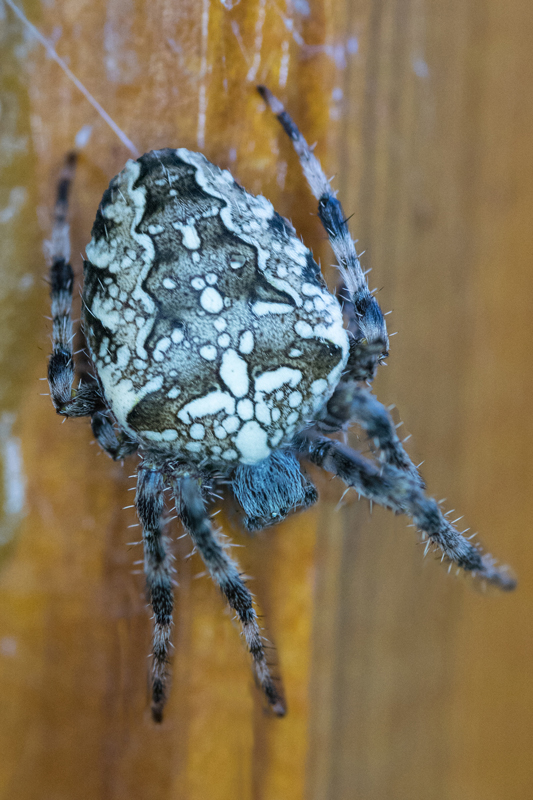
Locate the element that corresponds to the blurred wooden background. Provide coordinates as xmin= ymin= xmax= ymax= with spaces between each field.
xmin=1 ymin=0 xmax=532 ymax=798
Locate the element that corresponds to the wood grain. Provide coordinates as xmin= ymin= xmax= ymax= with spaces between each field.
xmin=0 ymin=1 xmax=532 ymax=798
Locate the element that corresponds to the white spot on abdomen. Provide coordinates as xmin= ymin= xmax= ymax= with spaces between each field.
xmin=190 ymin=423 xmax=205 ymax=440
xmin=311 ymin=378 xmax=328 ymax=395
xmin=234 ymin=420 xmax=270 ymax=464
xmin=220 ymin=349 xmax=249 ymax=398
xmin=178 ymin=391 xmax=235 ymax=423
xmin=288 ymin=391 xmax=302 ymax=408
xmin=200 ymin=345 xmax=217 ymax=360
xmin=239 ymin=330 xmax=254 ymax=354
xmin=172 ymin=222 xmax=201 ymax=249
xmin=237 ymin=398 xmax=254 ymax=420
xmin=255 ymin=367 xmax=302 ymax=394
xmin=229 ymin=254 xmax=246 ymax=269
xmin=144 ymin=429 xmax=178 ymax=442
xmin=222 ymin=415 xmax=240 ymax=433
xmin=200 ymin=287 xmax=224 ymax=313
xmin=252 ymin=302 xmax=293 ymax=316
xmin=294 ymin=320 xmax=313 ymax=338
xmin=153 ymin=338 xmax=171 ymax=362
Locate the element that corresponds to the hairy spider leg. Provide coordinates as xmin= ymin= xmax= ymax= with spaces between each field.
xmin=48 ymin=154 xmax=139 ymax=460
xmin=48 ymin=152 xmax=103 ymax=416
xmin=91 ymin=411 xmax=139 ymax=460
xmin=259 ymin=87 xmax=512 ymax=590
xmin=258 ymin=85 xmax=388 ymax=382
xmin=296 ymin=432 xmax=516 ymax=591
xmin=136 ymin=465 xmax=174 ymax=722
xmin=258 ymin=89 xmax=426 ymax=497
xmin=173 ymin=475 xmax=286 ymax=715
xmin=317 ymin=381 xmax=422 ymax=483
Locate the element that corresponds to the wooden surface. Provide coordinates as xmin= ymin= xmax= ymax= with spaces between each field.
xmin=0 ymin=1 xmax=532 ymax=798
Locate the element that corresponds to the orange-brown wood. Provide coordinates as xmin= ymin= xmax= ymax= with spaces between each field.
xmin=0 ymin=1 xmax=532 ymax=798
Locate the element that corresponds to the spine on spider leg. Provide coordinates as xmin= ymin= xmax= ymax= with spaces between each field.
xmin=136 ymin=466 xmax=174 ymax=723
xmin=299 ymin=433 xmax=516 ymax=591
xmin=257 ymin=85 xmax=388 ymax=381
xmin=174 ymin=476 xmax=285 ymax=715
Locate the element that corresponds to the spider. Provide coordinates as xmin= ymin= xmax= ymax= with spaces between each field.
xmin=47 ymin=85 xmax=515 ymax=723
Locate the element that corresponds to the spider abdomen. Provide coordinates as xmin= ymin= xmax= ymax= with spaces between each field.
xmin=84 ymin=148 xmax=349 ymax=465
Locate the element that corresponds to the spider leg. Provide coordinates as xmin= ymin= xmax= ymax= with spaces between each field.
xmin=47 ymin=152 xmax=103 ymax=417
xmin=173 ymin=474 xmax=285 ymax=715
xmin=316 ymin=380 xmax=421 ymax=484
xmin=296 ymin=432 xmax=516 ymax=591
xmin=91 ymin=410 xmax=139 ymax=460
xmin=258 ymin=85 xmax=388 ymax=381
xmin=136 ymin=465 xmax=174 ymax=723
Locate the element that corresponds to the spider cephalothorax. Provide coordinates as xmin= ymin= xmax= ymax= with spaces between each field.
xmin=47 ymin=86 xmax=515 ymax=723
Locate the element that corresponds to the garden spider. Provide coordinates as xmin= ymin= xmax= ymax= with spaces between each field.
xmin=47 ymin=86 xmax=515 ymax=722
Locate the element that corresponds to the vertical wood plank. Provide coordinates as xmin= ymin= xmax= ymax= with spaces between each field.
xmin=0 ymin=2 xmax=338 ymax=798
xmin=307 ymin=1 xmax=533 ymax=798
